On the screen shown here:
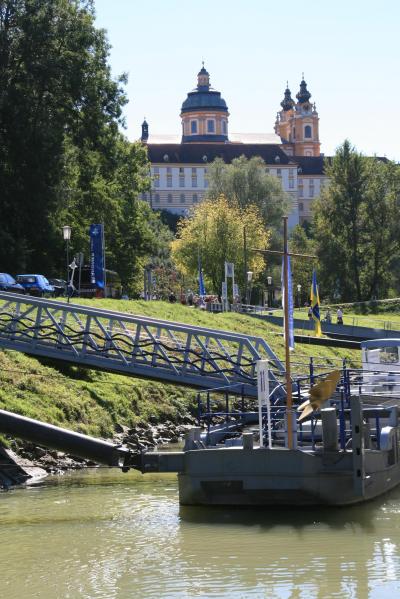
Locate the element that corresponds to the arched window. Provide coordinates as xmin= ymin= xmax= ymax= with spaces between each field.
xmin=304 ymin=125 xmax=312 ymax=139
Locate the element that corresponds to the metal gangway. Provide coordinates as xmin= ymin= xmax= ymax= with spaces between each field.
xmin=0 ymin=293 xmax=285 ymax=397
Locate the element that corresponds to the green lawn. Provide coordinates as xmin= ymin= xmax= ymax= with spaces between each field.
xmin=0 ymin=299 xmax=361 ymax=440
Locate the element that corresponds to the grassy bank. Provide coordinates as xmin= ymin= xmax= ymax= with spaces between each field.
xmin=0 ymin=299 xmax=361 ymax=441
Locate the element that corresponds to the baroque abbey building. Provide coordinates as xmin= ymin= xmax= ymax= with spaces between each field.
xmin=140 ymin=65 xmax=328 ymax=227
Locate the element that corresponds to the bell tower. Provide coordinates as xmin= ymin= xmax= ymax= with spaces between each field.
xmin=275 ymin=76 xmax=321 ymax=157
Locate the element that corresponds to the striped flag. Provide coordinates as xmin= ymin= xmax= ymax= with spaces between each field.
xmin=310 ymin=269 xmax=322 ymax=337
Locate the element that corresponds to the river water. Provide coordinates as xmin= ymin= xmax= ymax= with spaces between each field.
xmin=0 ymin=469 xmax=400 ymax=598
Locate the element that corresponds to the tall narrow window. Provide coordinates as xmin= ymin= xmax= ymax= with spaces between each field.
xmin=180 ymin=194 xmax=185 ymax=204
xmin=304 ymin=125 xmax=312 ymax=139
xmin=167 ymin=194 xmax=173 ymax=204
xmin=222 ymin=120 xmax=227 ymax=134
xmin=191 ymin=120 xmax=198 ymax=134
xmin=192 ymin=194 xmax=198 ymax=203
xmin=207 ymin=119 xmax=215 ymax=133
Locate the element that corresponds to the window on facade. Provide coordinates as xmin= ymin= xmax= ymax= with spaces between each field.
xmin=299 ymin=202 xmax=304 ymax=211
xmin=299 ymin=186 xmax=304 ymax=198
xmin=191 ymin=121 xmax=197 ymax=134
xmin=309 ymin=188 xmax=314 ymax=198
xmin=167 ymin=177 xmax=172 ymax=188
xmin=192 ymin=194 xmax=198 ymax=203
xmin=179 ymin=176 xmax=185 ymax=187
xmin=304 ymin=125 xmax=312 ymax=139
xmin=167 ymin=194 xmax=173 ymax=204
xmin=179 ymin=167 xmax=184 ymax=174
xmin=180 ymin=194 xmax=185 ymax=204
xmin=222 ymin=120 xmax=227 ymax=134
xmin=155 ymin=194 xmax=160 ymax=203
xmin=192 ymin=177 xmax=197 ymax=188
xmin=277 ymin=169 xmax=281 ymax=176
xmin=289 ymin=178 xmax=294 ymax=189
xmin=153 ymin=167 xmax=160 ymax=188
xmin=207 ymin=119 xmax=215 ymax=133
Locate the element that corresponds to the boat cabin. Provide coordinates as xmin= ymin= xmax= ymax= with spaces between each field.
xmin=361 ymin=339 xmax=400 ymax=372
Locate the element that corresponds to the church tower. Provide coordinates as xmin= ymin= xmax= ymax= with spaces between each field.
xmin=180 ymin=64 xmax=229 ymax=143
xmin=275 ymin=77 xmax=320 ymax=156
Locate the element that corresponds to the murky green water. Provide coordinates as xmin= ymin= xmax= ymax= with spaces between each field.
xmin=1 ymin=469 xmax=400 ymax=598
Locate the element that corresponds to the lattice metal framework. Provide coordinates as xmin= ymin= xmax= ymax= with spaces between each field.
xmin=0 ymin=293 xmax=284 ymax=396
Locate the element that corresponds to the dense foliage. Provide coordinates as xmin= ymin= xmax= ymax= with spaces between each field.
xmin=0 ymin=0 xmax=170 ymax=293
xmin=207 ymin=156 xmax=290 ymax=229
xmin=171 ymin=195 xmax=269 ymax=296
xmin=313 ymin=141 xmax=400 ymax=302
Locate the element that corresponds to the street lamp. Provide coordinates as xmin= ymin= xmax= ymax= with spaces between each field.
xmin=297 ymin=283 xmax=302 ymax=309
xmin=246 ymin=271 xmax=253 ymax=305
xmin=62 ymin=225 xmax=72 ymax=303
xmin=267 ymin=275 xmax=273 ymax=307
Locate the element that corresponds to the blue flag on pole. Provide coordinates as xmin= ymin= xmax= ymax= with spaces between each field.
xmin=281 ymin=256 xmax=295 ymax=350
xmin=310 ymin=269 xmax=322 ymax=337
xmin=198 ymin=255 xmax=206 ymax=297
xmin=89 ymin=224 xmax=105 ymax=289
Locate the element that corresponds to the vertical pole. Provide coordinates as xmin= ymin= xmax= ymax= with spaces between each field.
xmin=243 ymin=226 xmax=248 ymax=305
xmin=283 ymin=216 xmax=293 ymax=449
xmin=66 ymin=238 xmax=70 ymax=304
xmin=102 ymin=224 xmax=107 ymax=299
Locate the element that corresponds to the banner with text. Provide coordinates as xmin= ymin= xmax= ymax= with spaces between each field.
xmin=89 ymin=224 xmax=105 ymax=289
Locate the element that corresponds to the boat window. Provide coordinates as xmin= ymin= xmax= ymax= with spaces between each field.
xmin=379 ymin=346 xmax=399 ymax=364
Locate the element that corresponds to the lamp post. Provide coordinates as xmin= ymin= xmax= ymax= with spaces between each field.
xmin=297 ymin=283 xmax=302 ymax=309
xmin=267 ymin=275 xmax=273 ymax=308
xmin=62 ymin=225 xmax=72 ymax=303
xmin=246 ymin=270 xmax=253 ymax=305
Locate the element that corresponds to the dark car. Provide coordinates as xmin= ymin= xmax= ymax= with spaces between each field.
xmin=16 ymin=274 xmax=55 ymax=297
xmin=0 ymin=273 xmax=25 ymax=294
xmin=48 ymin=278 xmax=67 ymax=297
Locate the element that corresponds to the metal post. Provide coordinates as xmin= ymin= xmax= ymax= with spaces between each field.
xmin=243 ymin=226 xmax=248 ymax=306
xmin=283 ymin=216 xmax=293 ymax=449
xmin=66 ymin=238 xmax=70 ymax=304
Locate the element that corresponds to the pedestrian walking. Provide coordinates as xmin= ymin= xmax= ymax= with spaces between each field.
xmin=337 ymin=307 xmax=343 ymax=325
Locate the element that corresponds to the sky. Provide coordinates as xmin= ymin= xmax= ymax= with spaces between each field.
xmin=94 ymin=0 xmax=400 ymax=161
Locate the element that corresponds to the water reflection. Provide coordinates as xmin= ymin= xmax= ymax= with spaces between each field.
xmin=0 ymin=470 xmax=400 ymax=598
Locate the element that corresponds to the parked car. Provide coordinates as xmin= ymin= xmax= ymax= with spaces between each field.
xmin=0 ymin=273 xmax=25 ymax=294
xmin=48 ymin=278 xmax=67 ymax=297
xmin=16 ymin=274 xmax=55 ymax=297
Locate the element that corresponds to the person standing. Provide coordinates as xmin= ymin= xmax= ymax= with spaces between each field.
xmin=337 ymin=307 xmax=343 ymax=325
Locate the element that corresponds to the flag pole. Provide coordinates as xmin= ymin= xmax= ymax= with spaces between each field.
xmin=283 ymin=216 xmax=293 ymax=449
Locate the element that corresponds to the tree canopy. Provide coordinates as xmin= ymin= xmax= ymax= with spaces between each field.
xmin=171 ymin=195 xmax=269 ymax=297
xmin=313 ymin=140 xmax=400 ymax=301
xmin=0 ymin=0 xmax=171 ymax=293
xmin=206 ymin=156 xmax=290 ymax=229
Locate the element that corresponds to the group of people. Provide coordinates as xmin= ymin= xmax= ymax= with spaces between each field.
xmin=307 ymin=306 xmax=344 ymax=325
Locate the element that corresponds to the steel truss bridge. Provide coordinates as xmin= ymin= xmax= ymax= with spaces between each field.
xmin=0 ymin=293 xmax=284 ymax=397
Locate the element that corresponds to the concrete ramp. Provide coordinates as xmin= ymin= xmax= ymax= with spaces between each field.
xmin=0 ymin=293 xmax=284 ymax=396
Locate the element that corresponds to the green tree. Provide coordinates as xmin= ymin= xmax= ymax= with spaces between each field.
xmin=171 ymin=195 xmax=269 ymax=296
xmin=313 ymin=140 xmax=400 ymax=301
xmin=0 ymin=0 xmax=171 ymax=293
xmin=207 ymin=156 xmax=290 ymax=229
xmin=289 ymin=225 xmax=316 ymax=306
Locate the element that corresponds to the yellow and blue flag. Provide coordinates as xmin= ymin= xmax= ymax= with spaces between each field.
xmin=310 ymin=270 xmax=322 ymax=337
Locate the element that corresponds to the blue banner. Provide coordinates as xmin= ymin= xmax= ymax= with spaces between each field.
xmin=198 ymin=255 xmax=206 ymax=297
xmin=281 ymin=256 xmax=295 ymax=350
xmin=89 ymin=224 xmax=105 ymax=289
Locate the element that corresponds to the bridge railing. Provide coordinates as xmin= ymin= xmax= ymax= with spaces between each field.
xmin=0 ymin=293 xmax=285 ymax=395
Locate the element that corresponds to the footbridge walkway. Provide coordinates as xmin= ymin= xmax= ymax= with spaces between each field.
xmin=0 ymin=293 xmax=284 ymax=397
